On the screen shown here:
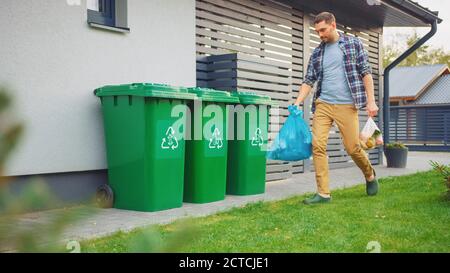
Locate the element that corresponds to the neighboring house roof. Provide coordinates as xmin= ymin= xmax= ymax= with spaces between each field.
xmin=390 ymin=0 xmax=443 ymax=25
xmin=389 ymin=64 xmax=449 ymax=100
xmin=412 ymin=74 xmax=450 ymax=105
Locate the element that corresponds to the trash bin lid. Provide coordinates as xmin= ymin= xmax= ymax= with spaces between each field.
xmin=186 ymin=87 xmax=239 ymax=103
xmin=231 ymin=91 xmax=275 ymax=106
xmin=94 ymin=83 xmax=197 ymax=100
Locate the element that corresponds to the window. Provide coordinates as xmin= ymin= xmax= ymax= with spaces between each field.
xmin=87 ymin=0 xmax=129 ymax=32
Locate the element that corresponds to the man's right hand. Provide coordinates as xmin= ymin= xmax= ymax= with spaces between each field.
xmin=294 ymin=83 xmax=312 ymax=108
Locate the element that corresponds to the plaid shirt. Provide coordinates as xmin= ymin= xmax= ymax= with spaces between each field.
xmin=303 ymin=33 xmax=372 ymax=113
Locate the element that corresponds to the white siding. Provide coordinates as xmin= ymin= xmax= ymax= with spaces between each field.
xmin=1 ymin=0 xmax=196 ymax=176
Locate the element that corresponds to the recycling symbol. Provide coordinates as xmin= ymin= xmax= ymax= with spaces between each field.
xmin=161 ymin=127 xmax=179 ymax=150
xmin=251 ymin=128 xmax=264 ymax=147
xmin=209 ymin=128 xmax=223 ymax=149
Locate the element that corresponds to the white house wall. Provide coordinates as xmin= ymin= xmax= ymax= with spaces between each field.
xmin=1 ymin=0 xmax=196 ymax=176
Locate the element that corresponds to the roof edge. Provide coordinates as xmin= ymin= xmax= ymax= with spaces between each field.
xmin=414 ymin=66 xmax=450 ymax=100
xmin=384 ymin=0 xmax=443 ymax=24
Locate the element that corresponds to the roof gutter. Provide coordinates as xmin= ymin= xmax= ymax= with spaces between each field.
xmin=387 ymin=0 xmax=442 ymax=24
xmin=382 ymin=19 xmax=438 ymax=144
xmin=390 ymin=0 xmax=442 ymax=24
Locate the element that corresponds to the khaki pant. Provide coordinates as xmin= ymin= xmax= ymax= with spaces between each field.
xmin=312 ymin=98 xmax=374 ymax=196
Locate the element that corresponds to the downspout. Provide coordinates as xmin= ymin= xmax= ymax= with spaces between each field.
xmin=383 ymin=19 xmax=438 ymax=144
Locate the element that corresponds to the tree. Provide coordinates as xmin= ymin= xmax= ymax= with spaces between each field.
xmin=383 ymin=31 xmax=450 ymax=68
xmin=382 ymin=44 xmax=401 ymax=68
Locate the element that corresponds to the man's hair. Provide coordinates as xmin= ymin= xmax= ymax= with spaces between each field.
xmin=314 ymin=12 xmax=336 ymax=25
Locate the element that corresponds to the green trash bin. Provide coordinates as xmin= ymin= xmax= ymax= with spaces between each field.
xmin=227 ymin=92 xmax=273 ymax=195
xmin=184 ymin=87 xmax=239 ymax=203
xmin=94 ymin=83 xmax=196 ymax=212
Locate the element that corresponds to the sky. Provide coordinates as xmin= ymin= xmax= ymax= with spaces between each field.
xmin=383 ymin=0 xmax=450 ymax=51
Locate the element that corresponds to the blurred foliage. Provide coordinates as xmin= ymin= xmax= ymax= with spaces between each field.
xmin=0 ymin=89 xmax=23 ymax=182
xmin=0 ymin=86 xmax=197 ymax=253
xmin=0 ymin=87 xmax=97 ymax=252
xmin=127 ymin=221 xmax=199 ymax=253
xmin=0 ymin=182 xmax=98 ymax=252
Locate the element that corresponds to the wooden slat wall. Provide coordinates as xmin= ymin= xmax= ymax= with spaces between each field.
xmin=196 ymin=1 xmax=383 ymax=181
xmin=197 ymin=53 xmax=297 ymax=181
xmin=196 ymin=0 xmax=305 ymax=182
xmin=305 ymin=13 xmax=383 ymax=172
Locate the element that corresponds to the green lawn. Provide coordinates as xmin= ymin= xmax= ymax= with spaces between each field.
xmin=82 ymin=170 xmax=450 ymax=253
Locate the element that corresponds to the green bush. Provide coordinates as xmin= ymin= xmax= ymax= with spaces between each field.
xmin=0 ymin=87 xmax=98 ymax=253
xmin=429 ymin=160 xmax=450 ymax=201
xmin=385 ymin=142 xmax=407 ymax=149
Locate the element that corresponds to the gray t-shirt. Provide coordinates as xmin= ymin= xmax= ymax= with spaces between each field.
xmin=319 ymin=41 xmax=354 ymax=104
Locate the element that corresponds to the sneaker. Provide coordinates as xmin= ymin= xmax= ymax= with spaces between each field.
xmin=366 ymin=169 xmax=379 ymax=196
xmin=303 ymin=194 xmax=331 ymax=205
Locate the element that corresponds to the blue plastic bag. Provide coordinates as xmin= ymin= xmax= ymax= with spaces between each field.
xmin=266 ymin=105 xmax=312 ymax=161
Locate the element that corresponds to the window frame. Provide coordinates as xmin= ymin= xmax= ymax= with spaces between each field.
xmin=87 ymin=0 xmax=116 ymax=27
xmin=87 ymin=0 xmax=129 ymax=33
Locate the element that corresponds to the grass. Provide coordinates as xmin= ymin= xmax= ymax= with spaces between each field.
xmin=81 ymin=170 xmax=450 ymax=253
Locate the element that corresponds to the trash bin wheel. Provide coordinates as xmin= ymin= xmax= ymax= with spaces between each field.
xmin=96 ymin=184 xmax=114 ymax=208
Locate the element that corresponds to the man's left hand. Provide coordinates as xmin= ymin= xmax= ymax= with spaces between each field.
xmin=366 ymin=101 xmax=379 ymax=117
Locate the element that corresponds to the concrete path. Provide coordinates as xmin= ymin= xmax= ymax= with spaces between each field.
xmin=14 ymin=152 xmax=450 ymax=244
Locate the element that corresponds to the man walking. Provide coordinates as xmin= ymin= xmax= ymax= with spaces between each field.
xmin=294 ymin=12 xmax=379 ymax=204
